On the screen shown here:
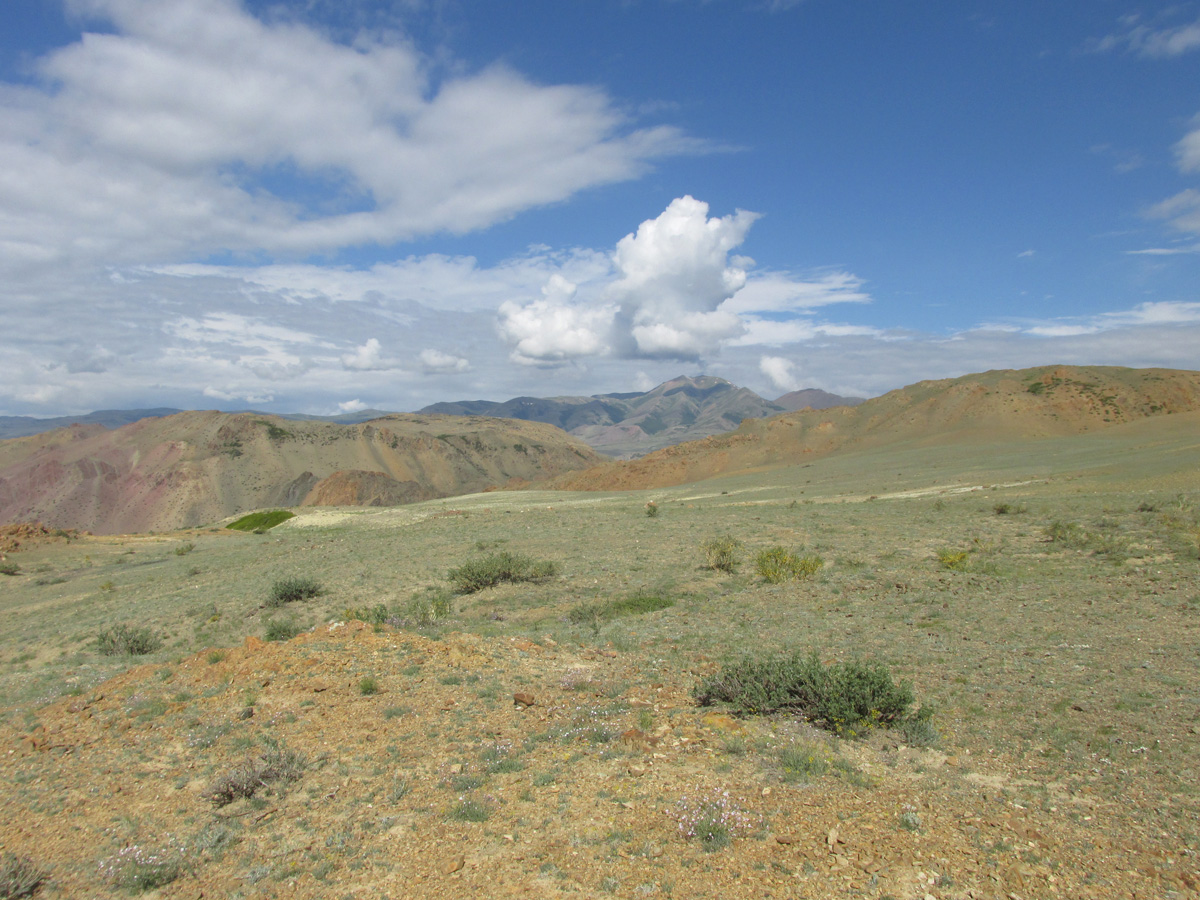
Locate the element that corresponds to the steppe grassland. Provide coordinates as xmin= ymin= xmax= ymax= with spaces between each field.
xmin=0 ymin=419 xmax=1198 ymax=852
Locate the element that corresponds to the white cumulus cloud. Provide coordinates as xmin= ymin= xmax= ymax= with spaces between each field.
xmin=760 ymin=355 xmax=800 ymax=392
xmin=419 ymin=349 xmax=471 ymax=374
xmin=342 ymin=338 xmax=395 ymax=371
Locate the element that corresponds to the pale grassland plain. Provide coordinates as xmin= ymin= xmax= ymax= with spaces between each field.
xmin=0 ymin=413 xmax=1197 ymax=896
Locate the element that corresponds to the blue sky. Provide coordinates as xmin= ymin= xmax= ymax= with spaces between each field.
xmin=1 ymin=0 xmax=1198 ymax=417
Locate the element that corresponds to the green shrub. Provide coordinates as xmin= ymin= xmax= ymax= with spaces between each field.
xmin=754 ymin=547 xmax=823 ymax=583
xmin=400 ymin=588 xmax=454 ymax=626
xmin=448 ymin=797 xmax=491 ymax=822
xmin=96 ymin=624 xmax=162 ymax=657
xmin=0 ymin=853 xmax=47 ymax=898
xmin=693 ymin=651 xmax=917 ymax=738
xmin=644 ymin=501 xmax=659 ymax=518
xmin=226 ymin=510 xmax=295 ymax=532
xmin=447 ymin=551 xmax=558 ymax=594
xmin=264 ymin=618 xmax=302 ymax=642
xmin=0 ymin=562 xmax=20 ymax=577
xmin=1045 ymin=520 xmax=1086 ymax=547
xmin=267 ymin=576 xmax=323 ymax=607
xmin=701 ymin=536 xmax=742 ymax=572
xmin=101 ymin=846 xmax=182 ymax=893
xmin=779 ymin=742 xmax=828 ymax=783
xmin=358 ymin=676 xmax=379 ymax=696
xmin=173 ymin=542 xmax=195 ymax=556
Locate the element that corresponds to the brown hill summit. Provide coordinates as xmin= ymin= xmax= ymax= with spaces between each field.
xmin=548 ymin=365 xmax=1200 ymax=492
xmin=0 ymin=411 xmax=601 ymax=534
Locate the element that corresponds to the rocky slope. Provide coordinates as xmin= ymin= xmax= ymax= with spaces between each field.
xmin=0 ymin=412 xmax=601 ymax=534
xmin=548 ymin=365 xmax=1200 ymax=491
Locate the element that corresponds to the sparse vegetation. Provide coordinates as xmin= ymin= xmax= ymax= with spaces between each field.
xmin=935 ymin=548 xmax=970 ymax=571
xmin=701 ymin=535 xmax=742 ymax=572
xmin=358 ymin=676 xmax=379 ymax=695
xmin=694 ymin=651 xmax=917 ymax=738
xmin=226 ymin=510 xmax=295 ymax=532
xmin=267 ymin=576 xmax=323 ymax=607
xmin=0 ymin=562 xmax=19 ymax=577
xmin=173 ymin=542 xmax=194 ymax=556
xmin=754 ymin=546 xmax=823 ymax=583
xmin=447 ymin=551 xmax=558 ymax=594
xmin=95 ymin=624 xmax=161 ymax=657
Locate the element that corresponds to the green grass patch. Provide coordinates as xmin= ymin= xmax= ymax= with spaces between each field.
xmin=567 ymin=593 xmax=675 ymax=628
xmin=226 ymin=510 xmax=295 ymax=532
xmin=267 ymin=576 xmax=323 ymax=607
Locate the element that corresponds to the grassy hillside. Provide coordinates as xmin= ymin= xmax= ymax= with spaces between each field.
xmin=548 ymin=365 xmax=1200 ymax=492
xmin=0 ymin=412 xmax=1196 ymax=897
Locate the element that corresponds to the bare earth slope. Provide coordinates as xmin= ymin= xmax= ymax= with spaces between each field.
xmin=548 ymin=365 xmax=1200 ymax=492
xmin=0 ymin=412 xmax=601 ymax=534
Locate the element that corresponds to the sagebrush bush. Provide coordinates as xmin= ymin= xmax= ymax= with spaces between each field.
xmin=0 ymin=562 xmax=20 ymax=577
xmin=204 ymin=747 xmax=307 ymax=807
xmin=267 ymin=576 xmax=323 ymax=607
xmin=344 ymin=603 xmax=390 ymax=626
xmin=701 ymin=536 xmax=742 ymax=572
xmin=754 ymin=547 xmax=823 ymax=583
xmin=447 ymin=551 xmax=557 ymax=594
xmin=693 ymin=650 xmax=917 ymax=738
xmin=0 ymin=853 xmax=47 ymax=899
xmin=96 ymin=623 xmax=161 ymax=657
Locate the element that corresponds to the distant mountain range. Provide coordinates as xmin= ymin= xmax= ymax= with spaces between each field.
xmin=419 ymin=375 xmax=863 ymax=458
xmin=0 ymin=377 xmax=865 ymax=457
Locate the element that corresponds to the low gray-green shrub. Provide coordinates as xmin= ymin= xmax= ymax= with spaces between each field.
xmin=0 ymin=562 xmax=20 ymax=577
xmin=701 ymin=536 xmax=742 ymax=572
xmin=96 ymin=624 xmax=162 ymax=657
xmin=693 ymin=650 xmax=917 ymax=738
xmin=447 ymin=551 xmax=557 ymax=594
xmin=267 ymin=576 xmax=323 ymax=607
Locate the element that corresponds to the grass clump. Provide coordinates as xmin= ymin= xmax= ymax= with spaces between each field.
xmin=263 ymin=618 xmax=303 ymax=642
xmin=779 ymin=741 xmax=829 ymax=783
xmin=0 ymin=562 xmax=20 ymax=577
xmin=0 ymin=854 xmax=47 ymax=898
xmin=100 ymin=845 xmax=182 ymax=893
xmin=358 ymin=676 xmax=379 ymax=696
xmin=226 ymin=510 xmax=294 ymax=532
xmin=267 ymin=576 xmax=323 ymax=607
xmin=448 ymin=797 xmax=491 ymax=822
xmin=701 ymin=535 xmax=742 ymax=572
xmin=935 ymin=548 xmax=970 ymax=571
xmin=447 ymin=551 xmax=557 ymax=594
xmin=344 ymin=603 xmax=389 ymax=626
xmin=204 ymin=747 xmax=307 ymax=807
xmin=96 ymin=624 xmax=162 ymax=657
xmin=754 ymin=547 xmax=823 ymax=583
xmin=693 ymin=650 xmax=917 ymax=738
xmin=567 ymin=593 xmax=675 ymax=629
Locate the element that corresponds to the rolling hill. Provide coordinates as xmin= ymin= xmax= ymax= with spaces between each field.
xmin=0 ymin=411 xmax=601 ymax=534
xmin=546 ymin=365 xmax=1200 ymax=492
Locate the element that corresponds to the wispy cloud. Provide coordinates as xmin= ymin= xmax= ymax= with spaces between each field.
xmin=1093 ymin=13 xmax=1200 ymax=58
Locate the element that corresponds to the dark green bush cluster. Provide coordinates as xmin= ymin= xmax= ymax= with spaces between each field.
xmin=0 ymin=853 xmax=47 ymax=899
xmin=204 ymin=747 xmax=307 ymax=807
xmin=96 ymin=623 xmax=162 ymax=657
xmin=693 ymin=650 xmax=917 ymax=738
xmin=267 ymin=576 xmax=323 ymax=607
xmin=447 ymin=551 xmax=557 ymax=594
xmin=754 ymin=547 xmax=823 ymax=583
xmin=226 ymin=510 xmax=295 ymax=532
xmin=567 ymin=593 xmax=675 ymax=629
xmin=0 ymin=562 xmax=20 ymax=577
